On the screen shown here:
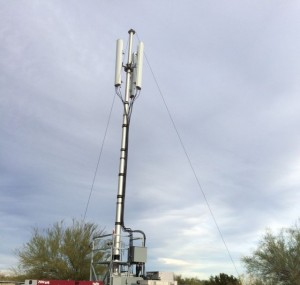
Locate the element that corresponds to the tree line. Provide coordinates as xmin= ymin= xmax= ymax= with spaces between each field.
xmin=3 ymin=219 xmax=300 ymax=284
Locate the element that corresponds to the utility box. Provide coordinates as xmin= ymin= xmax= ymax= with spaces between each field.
xmin=139 ymin=273 xmax=177 ymax=285
xmin=111 ymin=276 xmax=143 ymax=285
xmin=145 ymin=272 xmax=176 ymax=281
xmin=129 ymin=246 xmax=147 ymax=263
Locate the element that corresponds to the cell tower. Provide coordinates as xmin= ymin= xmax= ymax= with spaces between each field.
xmin=90 ymin=29 xmax=176 ymax=285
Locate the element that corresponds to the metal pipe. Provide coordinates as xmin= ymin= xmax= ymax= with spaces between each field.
xmin=113 ymin=29 xmax=135 ymax=274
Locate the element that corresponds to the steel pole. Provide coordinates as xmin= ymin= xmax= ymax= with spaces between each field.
xmin=113 ymin=29 xmax=135 ymax=274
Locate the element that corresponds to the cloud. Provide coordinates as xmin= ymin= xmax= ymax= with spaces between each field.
xmin=1 ymin=0 xmax=300 ymax=280
xmin=159 ymin=258 xmax=191 ymax=267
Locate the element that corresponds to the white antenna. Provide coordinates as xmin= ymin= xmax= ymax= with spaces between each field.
xmin=114 ymin=39 xmax=123 ymax=87
xmin=136 ymin=42 xmax=144 ymax=90
xmin=130 ymin=53 xmax=137 ymax=97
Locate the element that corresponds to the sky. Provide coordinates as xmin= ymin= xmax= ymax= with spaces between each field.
xmin=1 ymin=0 xmax=300 ymax=280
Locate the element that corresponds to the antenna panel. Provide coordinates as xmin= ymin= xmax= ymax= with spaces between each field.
xmin=130 ymin=53 xmax=137 ymax=97
xmin=136 ymin=42 xmax=144 ymax=90
xmin=114 ymin=39 xmax=123 ymax=87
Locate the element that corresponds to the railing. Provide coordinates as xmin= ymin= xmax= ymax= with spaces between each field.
xmin=90 ymin=231 xmax=146 ymax=285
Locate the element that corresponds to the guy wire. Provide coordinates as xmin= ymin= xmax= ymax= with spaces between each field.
xmin=83 ymin=93 xmax=117 ymax=222
xmin=138 ymin=33 xmax=240 ymax=278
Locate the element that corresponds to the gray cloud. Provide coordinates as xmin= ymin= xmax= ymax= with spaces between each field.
xmin=1 ymin=0 xmax=300 ymax=280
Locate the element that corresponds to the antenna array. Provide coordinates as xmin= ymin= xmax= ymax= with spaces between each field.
xmin=114 ymin=34 xmax=144 ymax=93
